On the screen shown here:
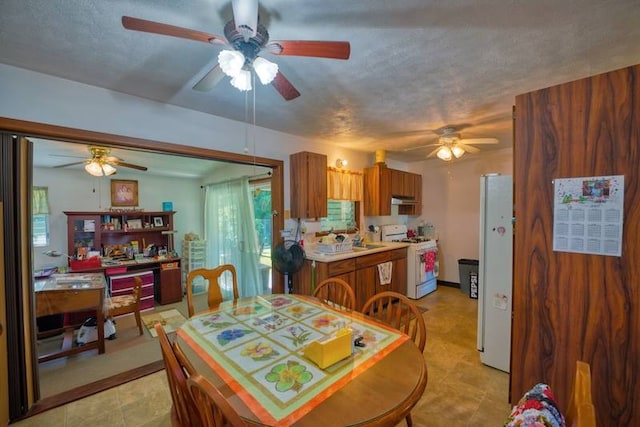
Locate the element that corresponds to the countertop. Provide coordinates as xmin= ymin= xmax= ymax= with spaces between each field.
xmin=303 ymin=242 xmax=409 ymax=262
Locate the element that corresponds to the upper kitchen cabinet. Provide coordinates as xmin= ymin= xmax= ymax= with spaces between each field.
xmin=364 ymin=164 xmax=422 ymax=216
xmin=290 ymin=151 xmax=328 ymax=219
xmin=363 ymin=164 xmax=392 ymax=216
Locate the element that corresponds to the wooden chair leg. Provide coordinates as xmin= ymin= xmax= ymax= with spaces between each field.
xmin=135 ymin=310 xmax=143 ymax=335
xmin=406 ymin=412 xmax=413 ymax=427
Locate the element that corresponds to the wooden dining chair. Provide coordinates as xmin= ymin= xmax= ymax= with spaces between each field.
xmin=187 ymin=374 xmax=246 ymax=427
xmin=565 ymin=360 xmax=597 ymax=427
xmin=187 ymin=264 xmax=240 ymax=317
xmin=312 ymin=277 xmax=356 ymax=311
xmin=107 ymin=276 xmax=143 ymax=336
xmin=155 ymin=323 xmax=201 ymax=427
xmin=361 ymin=291 xmax=427 ymax=427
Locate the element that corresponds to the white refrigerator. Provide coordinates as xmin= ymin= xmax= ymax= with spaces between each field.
xmin=477 ymin=174 xmax=513 ymax=373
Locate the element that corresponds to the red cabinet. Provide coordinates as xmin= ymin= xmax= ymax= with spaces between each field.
xmin=108 ymin=271 xmax=155 ymax=311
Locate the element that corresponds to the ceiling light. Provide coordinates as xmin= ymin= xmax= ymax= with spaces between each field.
xmin=218 ymin=50 xmax=245 ymax=77
xmin=230 ymin=69 xmax=252 ymax=91
xmin=436 ymin=146 xmax=452 ymax=161
xmin=253 ymin=57 xmax=278 ymax=84
xmin=232 ymin=0 xmax=258 ymax=42
xmin=85 ymin=161 xmax=103 ymax=176
xmin=451 ymin=145 xmax=465 ymax=158
xmin=102 ymin=163 xmax=117 ymax=176
xmin=335 ymin=158 xmax=348 ymax=168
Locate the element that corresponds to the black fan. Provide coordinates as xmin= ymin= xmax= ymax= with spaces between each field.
xmin=272 ymin=240 xmax=305 ymax=293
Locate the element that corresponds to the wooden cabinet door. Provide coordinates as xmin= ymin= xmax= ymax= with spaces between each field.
xmin=412 ymin=173 xmax=422 ymax=216
xmin=159 ymin=263 xmax=182 ymax=304
xmin=290 ymin=152 xmax=327 ymax=219
xmin=66 ymin=214 xmax=101 ymax=257
xmin=355 ymin=264 xmax=378 ymax=311
xmin=390 ymin=256 xmax=407 ymax=295
xmin=364 ymin=164 xmax=392 ymax=216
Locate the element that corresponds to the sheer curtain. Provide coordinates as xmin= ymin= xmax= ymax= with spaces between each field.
xmin=204 ymin=177 xmax=262 ymax=299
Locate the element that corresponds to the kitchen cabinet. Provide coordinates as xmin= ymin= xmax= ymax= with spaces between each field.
xmin=364 ymin=164 xmax=422 ymax=216
xmin=290 ymin=151 xmax=327 ymax=219
xmin=363 ymin=164 xmax=392 ymax=216
xmin=293 ymin=247 xmax=408 ymax=310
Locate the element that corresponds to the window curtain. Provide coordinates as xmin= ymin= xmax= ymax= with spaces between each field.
xmin=204 ymin=177 xmax=262 ymax=299
xmin=327 ymin=167 xmax=363 ymax=200
xmin=32 ymin=186 xmax=49 ymax=214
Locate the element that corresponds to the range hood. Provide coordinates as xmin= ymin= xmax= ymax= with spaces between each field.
xmin=391 ymin=196 xmax=418 ymax=206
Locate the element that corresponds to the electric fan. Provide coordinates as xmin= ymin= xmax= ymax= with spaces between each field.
xmin=272 ymin=240 xmax=305 ymax=293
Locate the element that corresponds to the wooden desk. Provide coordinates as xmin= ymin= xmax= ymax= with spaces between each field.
xmin=35 ymin=273 xmax=106 ymax=363
xmin=177 ymin=294 xmax=428 ymax=426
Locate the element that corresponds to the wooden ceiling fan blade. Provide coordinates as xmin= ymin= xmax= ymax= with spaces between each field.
xmin=266 ymin=40 xmax=350 ymax=59
xmin=193 ymin=64 xmax=225 ymax=92
xmin=460 ymin=137 xmax=499 ymax=145
xmin=53 ymin=161 xmax=86 ymax=168
xmin=122 ymin=16 xmax=226 ymax=45
xmin=271 ymin=71 xmax=300 ymax=101
xmin=109 ymin=160 xmax=148 ymax=171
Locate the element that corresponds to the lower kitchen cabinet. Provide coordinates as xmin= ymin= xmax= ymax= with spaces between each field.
xmin=293 ymin=247 xmax=407 ymax=310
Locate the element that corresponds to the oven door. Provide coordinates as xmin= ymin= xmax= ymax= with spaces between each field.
xmin=418 ymin=247 xmax=439 ymax=283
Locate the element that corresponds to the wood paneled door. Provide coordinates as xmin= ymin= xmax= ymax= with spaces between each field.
xmin=512 ymin=64 xmax=640 ymax=425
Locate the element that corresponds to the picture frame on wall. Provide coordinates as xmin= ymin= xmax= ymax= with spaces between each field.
xmin=111 ymin=179 xmax=138 ymax=207
xmin=153 ymin=217 xmax=163 ymax=227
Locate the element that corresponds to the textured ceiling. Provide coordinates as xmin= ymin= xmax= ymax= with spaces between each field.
xmin=2 ymin=0 xmax=640 ymax=163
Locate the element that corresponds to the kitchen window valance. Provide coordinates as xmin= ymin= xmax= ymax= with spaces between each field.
xmin=327 ymin=167 xmax=363 ymax=201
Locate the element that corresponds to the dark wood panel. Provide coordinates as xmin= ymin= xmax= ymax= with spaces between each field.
xmin=512 ymin=64 xmax=640 ymax=426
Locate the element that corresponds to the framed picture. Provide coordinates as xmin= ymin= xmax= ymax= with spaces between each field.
xmin=153 ymin=217 xmax=164 ymax=227
xmin=111 ymin=179 xmax=138 ymax=207
xmin=127 ymin=219 xmax=142 ymax=229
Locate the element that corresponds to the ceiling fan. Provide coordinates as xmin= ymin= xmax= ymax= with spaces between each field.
xmin=53 ymin=146 xmax=148 ymax=176
xmin=404 ymin=125 xmax=499 ymax=161
xmin=121 ymin=0 xmax=351 ymax=101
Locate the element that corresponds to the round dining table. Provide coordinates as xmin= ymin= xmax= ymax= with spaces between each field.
xmin=176 ymin=294 xmax=428 ymax=426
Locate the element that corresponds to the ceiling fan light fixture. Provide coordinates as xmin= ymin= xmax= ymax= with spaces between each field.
xmin=232 ymin=0 xmax=258 ymax=42
xmin=436 ymin=146 xmax=452 ymax=161
xmin=218 ymin=49 xmax=246 ymax=77
xmin=451 ymin=145 xmax=465 ymax=158
xmin=253 ymin=57 xmax=278 ymax=85
xmin=230 ymin=69 xmax=252 ymax=91
xmin=102 ymin=163 xmax=117 ymax=176
xmin=85 ymin=161 xmax=104 ymax=176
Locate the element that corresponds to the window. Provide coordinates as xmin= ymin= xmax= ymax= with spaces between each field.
xmin=32 ymin=186 xmax=50 ymax=247
xmin=320 ymin=200 xmax=358 ymax=232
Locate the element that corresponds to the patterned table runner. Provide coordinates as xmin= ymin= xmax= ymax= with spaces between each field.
xmin=178 ymin=294 xmax=407 ymax=426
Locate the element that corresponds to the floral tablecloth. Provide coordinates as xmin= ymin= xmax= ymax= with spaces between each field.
xmin=177 ymin=294 xmax=407 ymax=426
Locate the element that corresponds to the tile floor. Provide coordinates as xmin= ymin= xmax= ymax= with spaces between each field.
xmin=14 ymin=285 xmax=512 ymax=426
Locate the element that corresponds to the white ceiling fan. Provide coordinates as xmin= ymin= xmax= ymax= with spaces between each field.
xmin=404 ymin=126 xmax=499 ymax=161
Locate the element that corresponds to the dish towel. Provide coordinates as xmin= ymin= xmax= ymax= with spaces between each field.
xmin=377 ymin=262 xmax=393 ymax=285
xmin=424 ymin=251 xmax=436 ymax=272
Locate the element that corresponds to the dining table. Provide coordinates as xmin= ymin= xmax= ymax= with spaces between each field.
xmin=176 ymin=293 xmax=428 ymax=426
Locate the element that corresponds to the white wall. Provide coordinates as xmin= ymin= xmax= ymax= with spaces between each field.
xmin=0 ymin=64 xmax=373 ymax=212
xmin=33 ymin=167 xmax=202 ymax=270
xmin=408 ymin=148 xmax=513 ymax=282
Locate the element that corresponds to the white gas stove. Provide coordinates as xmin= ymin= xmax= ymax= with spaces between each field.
xmin=380 ymin=224 xmax=439 ymax=299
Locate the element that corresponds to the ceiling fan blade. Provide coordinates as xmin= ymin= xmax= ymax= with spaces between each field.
xmin=457 ymin=143 xmax=480 ymax=154
xmin=460 ymin=137 xmax=499 ymax=145
xmin=403 ymin=143 xmax=440 ymax=152
xmin=271 ymin=71 xmax=300 ymax=101
xmin=109 ymin=159 xmax=148 ymax=171
xmin=266 ymin=40 xmax=350 ymax=59
xmin=122 ymin=16 xmax=226 ymax=45
xmin=193 ymin=64 xmax=225 ymax=92
xmin=426 ymin=147 xmax=442 ymax=158
xmin=53 ymin=161 xmax=86 ymax=168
